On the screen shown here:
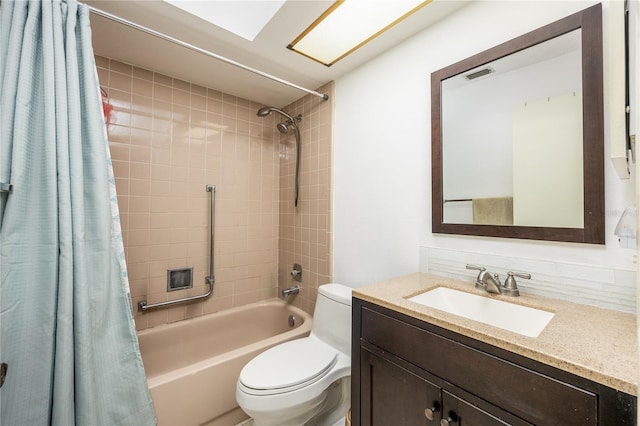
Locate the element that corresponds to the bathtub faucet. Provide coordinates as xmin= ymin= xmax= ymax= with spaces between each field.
xmin=282 ymin=285 xmax=301 ymax=298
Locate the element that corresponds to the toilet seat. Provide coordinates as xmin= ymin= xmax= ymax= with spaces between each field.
xmin=239 ymin=337 xmax=337 ymax=396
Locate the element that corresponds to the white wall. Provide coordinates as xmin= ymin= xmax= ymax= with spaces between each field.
xmin=333 ymin=1 xmax=636 ymax=301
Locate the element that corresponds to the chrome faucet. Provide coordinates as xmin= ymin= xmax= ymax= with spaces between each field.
xmin=281 ymin=285 xmax=301 ymax=298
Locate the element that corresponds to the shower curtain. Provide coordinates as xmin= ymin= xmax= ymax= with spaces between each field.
xmin=0 ymin=1 xmax=156 ymax=424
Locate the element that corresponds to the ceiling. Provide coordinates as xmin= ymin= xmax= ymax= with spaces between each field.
xmin=87 ymin=0 xmax=470 ymax=107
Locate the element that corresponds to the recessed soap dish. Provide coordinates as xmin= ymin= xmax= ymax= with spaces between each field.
xmin=167 ymin=267 xmax=193 ymax=292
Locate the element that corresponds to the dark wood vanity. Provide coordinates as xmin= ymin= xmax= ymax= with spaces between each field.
xmin=351 ymin=296 xmax=637 ymax=425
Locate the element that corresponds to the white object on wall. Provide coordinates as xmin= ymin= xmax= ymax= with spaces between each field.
xmin=608 ymin=0 xmax=631 ymax=179
xmin=512 ymin=93 xmax=584 ymax=228
xmin=614 ymin=206 xmax=637 ymax=249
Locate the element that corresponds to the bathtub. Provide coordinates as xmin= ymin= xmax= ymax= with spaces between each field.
xmin=137 ymin=300 xmax=312 ymax=426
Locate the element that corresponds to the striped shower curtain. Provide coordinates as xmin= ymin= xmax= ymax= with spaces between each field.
xmin=0 ymin=0 xmax=156 ymax=424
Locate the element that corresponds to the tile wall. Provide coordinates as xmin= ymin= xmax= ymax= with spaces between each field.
xmin=278 ymin=83 xmax=335 ymax=314
xmin=96 ymin=56 xmax=298 ymax=330
xmin=420 ymin=246 xmax=636 ymax=313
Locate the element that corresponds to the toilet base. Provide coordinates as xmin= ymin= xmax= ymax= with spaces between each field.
xmin=237 ymin=415 xmax=346 ymax=426
xmin=239 ymin=377 xmax=350 ymax=426
xmin=306 ymin=377 xmax=350 ymax=426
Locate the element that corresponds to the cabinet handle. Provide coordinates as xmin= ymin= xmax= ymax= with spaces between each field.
xmin=424 ymin=402 xmax=440 ymax=421
xmin=440 ymin=411 xmax=458 ymax=426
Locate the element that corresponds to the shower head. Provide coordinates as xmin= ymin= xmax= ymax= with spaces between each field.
xmin=256 ymin=106 xmax=295 ymax=123
xmin=257 ymin=106 xmax=302 ymax=134
xmin=277 ymin=122 xmax=290 ymax=134
xmin=257 ymin=106 xmax=275 ymax=117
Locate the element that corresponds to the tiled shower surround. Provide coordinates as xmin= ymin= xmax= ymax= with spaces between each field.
xmin=96 ymin=56 xmax=333 ymax=330
xmin=277 ymin=88 xmax=334 ymax=314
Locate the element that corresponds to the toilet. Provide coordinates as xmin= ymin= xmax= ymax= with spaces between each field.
xmin=236 ymin=283 xmax=352 ymax=426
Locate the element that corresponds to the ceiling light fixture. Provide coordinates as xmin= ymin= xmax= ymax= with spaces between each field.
xmin=288 ymin=0 xmax=431 ymax=67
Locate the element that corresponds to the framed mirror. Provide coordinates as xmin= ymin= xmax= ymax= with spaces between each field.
xmin=431 ymin=4 xmax=604 ymax=244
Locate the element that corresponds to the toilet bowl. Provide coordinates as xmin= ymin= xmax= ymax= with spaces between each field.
xmin=236 ymin=284 xmax=352 ymax=426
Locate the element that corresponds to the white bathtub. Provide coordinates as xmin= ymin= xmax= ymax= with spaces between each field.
xmin=137 ymin=300 xmax=312 ymax=426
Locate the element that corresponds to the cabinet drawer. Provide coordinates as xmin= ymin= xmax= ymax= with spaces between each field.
xmin=361 ymin=307 xmax=597 ymax=426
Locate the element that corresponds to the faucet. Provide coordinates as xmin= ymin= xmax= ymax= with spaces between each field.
xmin=465 ymin=264 xmax=502 ymax=294
xmin=465 ymin=265 xmax=530 ymax=296
xmin=281 ymin=285 xmax=301 ymax=298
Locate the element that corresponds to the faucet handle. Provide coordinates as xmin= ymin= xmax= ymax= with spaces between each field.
xmin=466 ymin=264 xmax=486 ymax=279
xmin=502 ymin=271 xmax=530 ymax=297
xmin=510 ymin=271 xmax=531 ymax=280
xmin=466 ymin=264 xmax=488 ymax=289
xmin=465 ymin=264 xmax=485 ymax=273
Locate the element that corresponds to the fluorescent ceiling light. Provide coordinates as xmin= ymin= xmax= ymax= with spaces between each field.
xmin=289 ymin=0 xmax=431 ymax=66
xmin=164 ymin=0 xmax=285 ymax=41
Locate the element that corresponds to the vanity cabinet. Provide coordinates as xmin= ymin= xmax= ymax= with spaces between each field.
xmin=352 ymin=298 xmax=636 ymax=426
xmin=361 ymin=349 xmax=529 ymax=425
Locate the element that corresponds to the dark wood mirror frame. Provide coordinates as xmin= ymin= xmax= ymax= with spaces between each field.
xmin=431 ymin=4 xmax=604 ymax=244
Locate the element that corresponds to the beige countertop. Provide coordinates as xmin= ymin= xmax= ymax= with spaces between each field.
xmin=353 ymin=272 xmax=638 ymax=396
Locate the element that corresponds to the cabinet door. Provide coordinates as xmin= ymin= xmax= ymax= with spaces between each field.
xmin=361 ymin=350 xmax=441 ymax=426
xmin=441 ymin=390 xmax=532 ymax=426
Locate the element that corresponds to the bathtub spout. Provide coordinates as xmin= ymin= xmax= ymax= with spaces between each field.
xmin=282 ymin=285 xmax=301 ymax=298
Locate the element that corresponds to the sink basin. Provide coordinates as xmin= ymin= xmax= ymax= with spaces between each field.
xmin=407 ymin=287 xmax=554 ymax=337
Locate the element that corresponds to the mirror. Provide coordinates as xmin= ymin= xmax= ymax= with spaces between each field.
xmin=431 ymin=4 xmax=604 ymax=244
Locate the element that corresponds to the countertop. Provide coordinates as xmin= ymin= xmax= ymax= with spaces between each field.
xmin=353 ymin=272 xmax=638 ymax=396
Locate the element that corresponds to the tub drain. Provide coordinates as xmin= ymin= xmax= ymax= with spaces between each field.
xmin=288 ymin=314 xmax=296 ymax=327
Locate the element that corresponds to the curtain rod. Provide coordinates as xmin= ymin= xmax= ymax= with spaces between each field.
xmin=86 ymin=5 xmax=329 ymax=101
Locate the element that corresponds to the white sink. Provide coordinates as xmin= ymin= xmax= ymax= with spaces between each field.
xmin=407 ymin=287 xmax=554 ymax=338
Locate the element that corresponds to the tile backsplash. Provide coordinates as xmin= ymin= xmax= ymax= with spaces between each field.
xmin=97 ymin=56 xmax=333 ymax=330
xmin=420 ymin=246 xmax=636 ymax=313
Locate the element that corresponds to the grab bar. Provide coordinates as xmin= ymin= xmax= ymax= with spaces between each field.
xmin=138 ymin=184 xmax=216 ymax=312
xmin=137 ymin=283 xmax=213 ymax=312
xmin=205 ymin=184 xmax=215 ymax=285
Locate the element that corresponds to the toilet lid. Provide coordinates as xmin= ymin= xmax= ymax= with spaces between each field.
xmin=239 ymin=338 xmax=337 ymax=392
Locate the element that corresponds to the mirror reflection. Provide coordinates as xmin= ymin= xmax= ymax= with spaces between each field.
xmin=431 ymin=3 xmax=604 ymax=244
xmin=442 ymin=30 xmax=583 ymax=228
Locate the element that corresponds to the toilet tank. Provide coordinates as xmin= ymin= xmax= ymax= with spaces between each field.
xmin=311 ymin=284 xmax=353 ymax=356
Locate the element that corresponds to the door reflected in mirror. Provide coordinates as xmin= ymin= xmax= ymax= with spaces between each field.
xmin=431 ymin=4 xmax=604 ymax=244
xmin=442 ymin=30 xmax=583 ymax=229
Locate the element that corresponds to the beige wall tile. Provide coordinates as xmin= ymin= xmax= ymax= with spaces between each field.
xmin=173 ymin=78 xmax=191 ymax=92
xmin=100 ymin=56 xmax=332 ymax=330
xmin=133 ymin=66 xmax=153 ymax=81
xmin=95 ymin=55 xmax=109 ymax=68
xmin=130 ymin=163 xmax=150 ymax=180
xmin=173 ymin=89 xmax=190 ymax=107
xmin=110 ymin=60 xmax=132 ymax=75
xmin=278 ymin=82 xmax=335 ymax=314
xmin=153 ymin=83 xmax=172 ymax=102
xmin=110 ymin=71 xmax=132 ymax=92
